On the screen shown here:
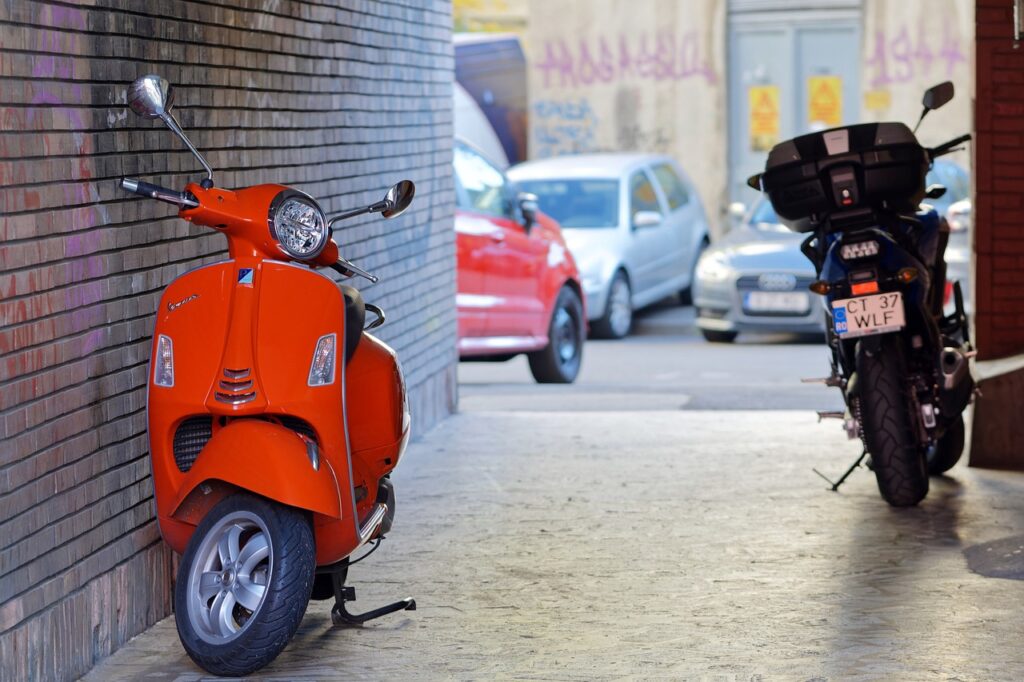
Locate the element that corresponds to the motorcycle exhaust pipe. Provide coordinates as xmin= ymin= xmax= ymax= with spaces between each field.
xmin=940 ymin=347 xmax=970 ymax=391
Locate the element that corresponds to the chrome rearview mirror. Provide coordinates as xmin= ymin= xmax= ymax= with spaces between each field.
xmin=128 ymin=75 xmax=174 ymax=119
xmin=126 ymin=74 xmax=215 ymax=188
xmin=328 ymin=180 xmax=417 ymax=228
xmin=382 ymin=180 xmax=416 ymax=219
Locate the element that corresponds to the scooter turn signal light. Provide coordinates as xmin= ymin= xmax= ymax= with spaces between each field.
xmin=897 ymin=267 xmax=919 ymax=284
xmin=809 ymin=280 xmax=830 ymax=295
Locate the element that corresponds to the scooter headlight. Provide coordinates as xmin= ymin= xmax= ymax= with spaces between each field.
xmin=269 ymin=190 xmax=328 ymax=260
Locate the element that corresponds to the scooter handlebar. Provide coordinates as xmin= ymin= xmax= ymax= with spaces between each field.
xmin=119 ymin=177 xmax=199 ymax=209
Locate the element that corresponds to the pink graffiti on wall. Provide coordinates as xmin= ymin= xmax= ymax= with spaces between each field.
xmin=865 ymin=19 xmax=967 ymax=89
xmin=535 ymin=32 xmax=716 ymax=89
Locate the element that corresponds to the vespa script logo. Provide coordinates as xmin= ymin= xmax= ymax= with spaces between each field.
xmin=167 ymin=294 xmax=199 ymax=313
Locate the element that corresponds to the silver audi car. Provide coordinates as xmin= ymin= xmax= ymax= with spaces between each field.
xmin=693 ymin=199 xmax=821 ymax=343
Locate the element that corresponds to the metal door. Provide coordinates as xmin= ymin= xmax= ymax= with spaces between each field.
xmin=728 ymin=2 xmax=863 ymax=209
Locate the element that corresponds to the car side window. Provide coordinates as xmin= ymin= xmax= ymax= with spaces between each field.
xmin=651 ymin=163 xmax=690 ymax=210
xmin=453 ymin=144 xmax=511 ymax=218
xmin=630 ymin=171 xmax=662 ymax=217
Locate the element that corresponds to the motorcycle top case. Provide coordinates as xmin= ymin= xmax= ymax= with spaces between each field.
xmin=758 ymin=122 xmax=929 ymax=231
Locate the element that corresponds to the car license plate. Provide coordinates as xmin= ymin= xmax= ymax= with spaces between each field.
xmin=831 ymin=292 xmax=905 ymax=338
xmin=744 ymin=291 xmax=810 ymax=313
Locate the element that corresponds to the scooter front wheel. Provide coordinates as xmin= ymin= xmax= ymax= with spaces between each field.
xmin=174 ymin=493 xmax=315 ymax=677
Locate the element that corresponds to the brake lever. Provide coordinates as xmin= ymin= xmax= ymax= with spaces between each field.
xmin=330 ymin=258 xmax=379 ymax=284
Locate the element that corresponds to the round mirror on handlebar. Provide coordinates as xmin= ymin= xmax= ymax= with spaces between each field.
xmin=128 ymin=75 xmax=175 ymax=120
xmin=382 ymin=180 xmax=415 ymax=219
xmin=922 ymin=81 xmax=954 ymax=112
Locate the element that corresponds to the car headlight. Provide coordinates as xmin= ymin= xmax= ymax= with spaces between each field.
xmin=696 ymin=253 xmax=732 ymax=283
xmin=268 ymin=190 xmax=328 ymax=260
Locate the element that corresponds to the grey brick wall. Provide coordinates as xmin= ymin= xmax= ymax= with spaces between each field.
xmin=0 ymin=1 xmax=456 ymax=680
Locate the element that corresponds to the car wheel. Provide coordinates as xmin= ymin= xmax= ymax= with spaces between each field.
xmin=592 ymin=271 xmax=632 ymax=339
xmin=701 ymin=329 xmax=737 ymax=343
xmin=679 ymin=236 xmax=710 ymax=305
xmin=528 ymin=287 xmax=585 ymax=384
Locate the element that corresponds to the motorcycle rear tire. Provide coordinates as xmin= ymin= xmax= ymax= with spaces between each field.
xmin=856 ymin=337 xmax=929 ymax=507
xmin=928 ymin=414 xmax=965 ymax=475
xmin=175 ymin=493 xmax=315 ymax=677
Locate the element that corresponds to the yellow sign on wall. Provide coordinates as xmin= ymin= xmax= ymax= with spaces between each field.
xmin=807 ymin=76 xmax=842 ymax=128
xmin=749 ymin=85 xmax=780 ymax=152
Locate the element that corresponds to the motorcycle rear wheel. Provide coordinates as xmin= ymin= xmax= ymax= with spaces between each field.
xmin=174 ymin=493 xmax=315 ymax=677
xmin=856 ymin=337 xmax=929 ymax=507
xmin=928 ymin=414 xmax=965 ymax=475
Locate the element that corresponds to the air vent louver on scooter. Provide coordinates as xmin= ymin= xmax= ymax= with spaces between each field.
xmin=215 ymin=367 xmax=256 ymax=404
xmin=173 ymin=416 xmax=213 ymax=472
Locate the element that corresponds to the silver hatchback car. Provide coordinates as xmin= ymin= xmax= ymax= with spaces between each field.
xmin=508 ymin=154 xmax=711 ymax=339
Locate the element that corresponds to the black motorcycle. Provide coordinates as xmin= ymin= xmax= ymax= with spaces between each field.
xmin=748 ymin=82 xmax=975 ymax=507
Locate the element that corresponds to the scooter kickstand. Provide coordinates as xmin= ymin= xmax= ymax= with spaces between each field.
xmin=330 ymin=586 xmax=416 ymax=627
xmin=813 ymin=448 xmax=869 ymax=492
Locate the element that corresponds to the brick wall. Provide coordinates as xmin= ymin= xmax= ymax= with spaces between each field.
xmin=970 ymin=0 xmax=1024 ymax=468
xmin=974 ymin=0 xmax=1024 ymax=359
xmin=0 ymin=2 xmax=455 ymax=680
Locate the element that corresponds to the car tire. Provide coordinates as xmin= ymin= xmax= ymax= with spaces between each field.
xmin=528 ymin=286 xmax=585 ymax=384
xmin=174 ymin=494 xmax=315 ymax=677
xmin=679 ymin=236 xmax=710 ymax=305
xmin=591 ymin=271 xmax=632 ymax=339
xmin=701 ymin=329 xmax=738 ymax=343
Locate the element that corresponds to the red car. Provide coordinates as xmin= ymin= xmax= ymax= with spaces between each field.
xmin=453 ymin=140 xmax=586 ymax=383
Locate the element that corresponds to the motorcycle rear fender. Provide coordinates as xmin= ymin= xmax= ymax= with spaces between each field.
xmin=170 ymin=419 xmax=343 ymax=524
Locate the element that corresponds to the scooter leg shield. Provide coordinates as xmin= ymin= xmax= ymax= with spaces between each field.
xmin=168 ymin=419 xmax=344 ymax=536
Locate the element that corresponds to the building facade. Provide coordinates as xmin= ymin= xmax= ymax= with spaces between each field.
xmin=0 ymin=2 xmax=456 ymax=679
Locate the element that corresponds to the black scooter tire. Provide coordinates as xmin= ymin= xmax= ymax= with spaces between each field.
xmin=856 ymin=337 xmax=929 ymax=507
xmin=928 ymin=414 xmax=965 ymax=475
xmin=174 ymin=493 xmax=315 ymax=677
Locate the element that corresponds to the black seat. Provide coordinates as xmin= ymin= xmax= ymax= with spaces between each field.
xmin=340 ymin=285 xmax=365 ymax=363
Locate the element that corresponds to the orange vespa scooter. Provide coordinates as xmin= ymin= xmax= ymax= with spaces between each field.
xmin=119 ymin=75 xmax=416 ymax=676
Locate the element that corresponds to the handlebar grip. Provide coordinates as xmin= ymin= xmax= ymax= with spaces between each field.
xmin=119 ymin=177 xmax=199 ymax=208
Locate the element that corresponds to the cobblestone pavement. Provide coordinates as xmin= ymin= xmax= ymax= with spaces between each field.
xmin=85 ymin=411 xmax=1024 ymax=681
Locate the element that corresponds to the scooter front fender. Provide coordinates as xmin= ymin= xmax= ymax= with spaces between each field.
xmin=170 ymin=419 xmax=343 ymax=523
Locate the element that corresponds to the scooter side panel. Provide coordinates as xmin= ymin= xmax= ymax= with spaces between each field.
xmin=149 ymin=263 xmax=234 ymax=528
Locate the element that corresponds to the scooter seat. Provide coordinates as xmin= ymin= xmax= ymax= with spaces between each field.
xmin=340 ymin=284 xmax=365 ymax=363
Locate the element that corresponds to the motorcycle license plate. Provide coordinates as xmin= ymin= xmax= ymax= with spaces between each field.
xmin=832 ymin=292 xmax=905 ymax=338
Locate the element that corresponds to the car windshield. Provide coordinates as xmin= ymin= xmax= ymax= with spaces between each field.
xmin=748 ymin=199 xmax=783 ymax=228
xmin=515 ymin=179 xmax=620 ymax=228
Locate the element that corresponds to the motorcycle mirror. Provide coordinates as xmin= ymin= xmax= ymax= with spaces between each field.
xmin=922 ymin=81 xmax=955 ymax=111
xmin=126 ymin=75 xmax=215 ymax=188
xmin=381 ymin=180 xmax=415 ymax=219
xmin=128 ymin=75 xmax=175 ymax=120
xmin=913 ymin=81 xmax=955 ymax=133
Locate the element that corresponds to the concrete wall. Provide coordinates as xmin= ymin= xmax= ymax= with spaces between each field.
xmin=0 ymin=2 xmax=455 ymax=680
xmin=525 ymin=0 xmax=728 ymax=224
xmin=861 ymin=0 xmax=974 ymax=169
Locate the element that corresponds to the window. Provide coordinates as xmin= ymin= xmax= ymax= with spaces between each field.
xmin=652 ymin=163 xmax=691 ymax=210
xmin=515 ymin=179 xmax=620 ymax=228
xmin=453 ymin=144 xmax=510 ymax=217
xmin=629 ymin=171 xmax=662 ymax=217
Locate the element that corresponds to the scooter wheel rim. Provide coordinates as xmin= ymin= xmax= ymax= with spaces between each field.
xmin=186 ymin=510 xmax=273 ymax=644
